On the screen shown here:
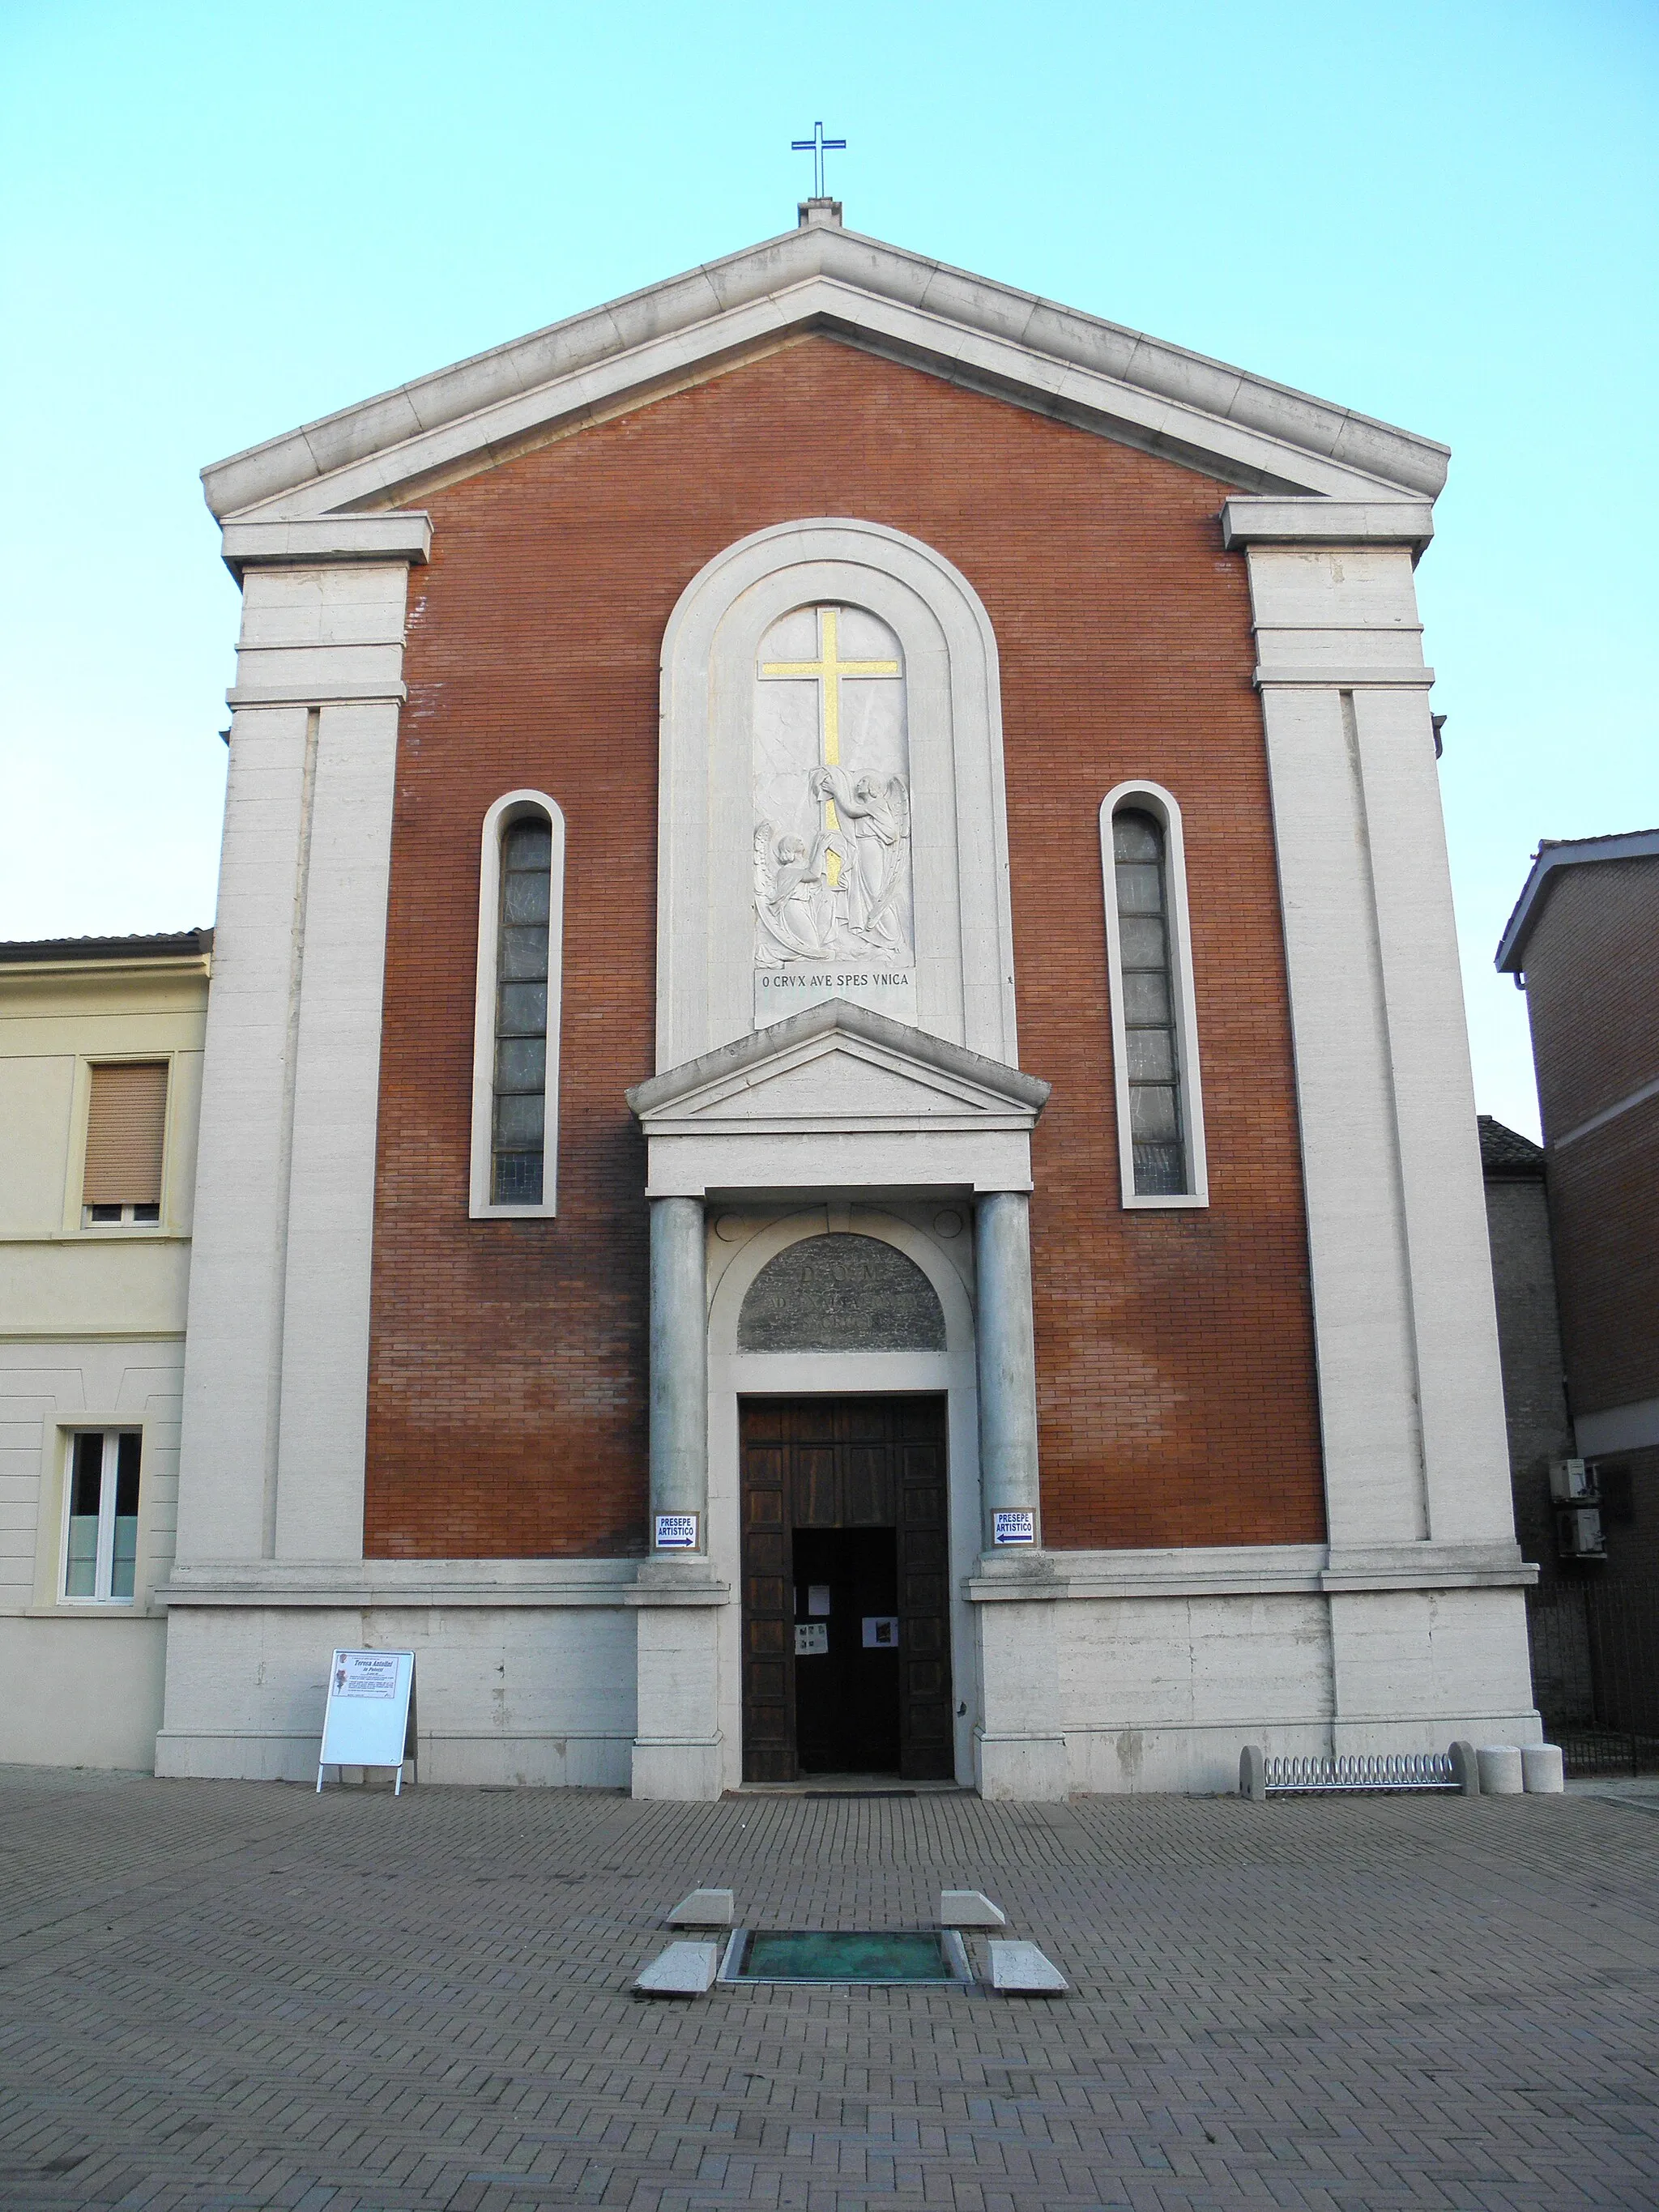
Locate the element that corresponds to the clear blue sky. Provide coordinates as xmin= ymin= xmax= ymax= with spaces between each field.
xmin=3 ymin=0 xmax=1655 ymax=1136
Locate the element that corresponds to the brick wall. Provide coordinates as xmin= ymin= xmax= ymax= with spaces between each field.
xmin=1544 ymin=1097 xmax=1659 ymax=1415
xmin=1522 ymin=856 xmax=1659 ymax=1418
xmin=364 ymin=335 xmax=1325 ymax=1558
xmin=1524 ymin=859 xmax=1659 ymax=1138
xmin=1481 ymin=1170 xmax=1572 ymax=1584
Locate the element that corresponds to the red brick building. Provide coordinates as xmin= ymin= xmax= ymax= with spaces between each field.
xmin=1498 ymin=830 xmax=1659 ymax=1571
xmin=150 ymin=202 xmax=1538 ymax=1794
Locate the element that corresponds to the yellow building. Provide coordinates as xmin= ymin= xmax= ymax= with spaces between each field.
xmin=0 ymin=931 xmax=209 ymax=1767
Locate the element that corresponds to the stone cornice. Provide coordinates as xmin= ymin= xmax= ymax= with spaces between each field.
xmin=159 ymin=1558 xmax=646 ymax=1609
xmin=1222 ymin=495 xmax=1436 ymax=558
xmin=965 ymin=1540 xmax=1537 ymax=1602
xmin=202 ymin=225 xmax=1449 ymax=523
xmin=220 ymin=514 xmax=433 ymax=581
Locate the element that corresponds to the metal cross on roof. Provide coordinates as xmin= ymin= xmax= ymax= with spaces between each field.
xmin=791 ymin=120 xmax=847 ymax=201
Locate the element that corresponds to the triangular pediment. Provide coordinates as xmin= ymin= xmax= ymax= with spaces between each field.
xmin=203 ymin=216 xmax=1447 ymax=533
xmin=627 ymin=1001 xmax=1050 ymax=1136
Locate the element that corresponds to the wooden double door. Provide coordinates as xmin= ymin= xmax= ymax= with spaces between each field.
xmin=740 ymin=1396 xmax=953 ymax=1783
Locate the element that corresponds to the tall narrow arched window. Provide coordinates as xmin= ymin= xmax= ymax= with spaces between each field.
xmin=470 ymin=792 xmax=565 ymax=1218
xmin=1098 ymin=782 xmax=1208 ymax=1208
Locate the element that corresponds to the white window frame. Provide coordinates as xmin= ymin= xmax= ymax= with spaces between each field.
xmin=59 ymin=1428 xmax=141 ymax=1605
xmin=470 ymin=790 xmax=566 ymax=1218
xmin=1098 ymin=779 xmax=1209 ymax=1208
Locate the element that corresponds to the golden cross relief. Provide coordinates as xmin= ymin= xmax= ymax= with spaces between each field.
xmin=761 ymin=606 xmax=899 ymax=887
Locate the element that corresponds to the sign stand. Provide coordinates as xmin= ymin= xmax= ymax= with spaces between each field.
xmin=316 ymin=1648 xmax=417 ymax=1794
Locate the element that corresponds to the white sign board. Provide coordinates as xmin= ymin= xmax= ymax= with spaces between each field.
xmin=655 ymin=1513 xmax=698 ymax=1549
xmin=317 ymin=1648 xmax=416 ymax=1793
xmin=992 ymin=1509 xmax=1036 ymax=1545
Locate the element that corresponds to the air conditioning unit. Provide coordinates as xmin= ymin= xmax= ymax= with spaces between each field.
xmin=1550 ymin=1457 xmax=1599 ymax=1503
xmin=1556 ymin=1505 xmax=1606 ymax=1560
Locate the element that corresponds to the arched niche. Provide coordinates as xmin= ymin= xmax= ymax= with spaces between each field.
xmin=656 ymin=518 xmax=1018 ymax=1072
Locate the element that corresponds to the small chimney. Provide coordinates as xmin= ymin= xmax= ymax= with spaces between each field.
xmin=798 ymin=198 xmax=844 ymax=229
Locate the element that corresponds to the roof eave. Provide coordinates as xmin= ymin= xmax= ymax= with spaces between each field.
xmin=1495 ymin=829 xmax=1659 ymax=971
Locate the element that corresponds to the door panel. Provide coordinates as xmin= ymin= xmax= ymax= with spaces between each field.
xmin=844 ymin=1442 xmax=895 ymax=1524
xmin=740 ymin=1396 xmax=953 ymax=1784
xmin=741 ymin=1419 xmax=795 ymax=1782
xmin=792 ymin=1446 xmax=839 ymax=1528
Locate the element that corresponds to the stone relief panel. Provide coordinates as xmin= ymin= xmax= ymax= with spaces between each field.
xmin=736 ymin=1232 xmax=946 ymax=1353
xmin=752 ymin=604 xmax=917 ymax=1029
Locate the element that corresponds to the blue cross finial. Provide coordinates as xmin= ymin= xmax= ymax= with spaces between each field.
xmin=791 ymin=120 xmax=847 ymax=202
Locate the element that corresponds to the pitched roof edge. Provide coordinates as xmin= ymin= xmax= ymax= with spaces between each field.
xmin=1478 ymin=1114 xmax=1546 ymax=1177
xmin=0 ymin=927 xmax=214 ymax=966
xmin=202 ymin=223 xmax=1449 ymax=520
xmin=1495 ymin=827 xmax=1659 ymax=971
xmin=626 ymin=999 xmax=1051 ymax=1119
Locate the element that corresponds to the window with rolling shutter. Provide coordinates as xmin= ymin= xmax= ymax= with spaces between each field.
xmin=83 ymin=1062 xmax=168 ymax=1222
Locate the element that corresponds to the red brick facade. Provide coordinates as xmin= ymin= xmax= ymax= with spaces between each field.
xmin=364 ymin=336 xmax=1325 ymax=1559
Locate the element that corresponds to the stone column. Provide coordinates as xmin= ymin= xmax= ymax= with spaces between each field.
xmin=975 ymin=1191 xmax=1041 ymax=1546
xmin=972 ymin=1189 xmax=1066 ymax=1800
xmin=633 ymin=1194 xmax=723 ymax=1800
xmin=648 ymin=1195 xmax=707 ymax=1549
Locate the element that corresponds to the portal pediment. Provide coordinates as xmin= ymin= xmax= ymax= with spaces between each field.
xmin=627 ymin=1001 xmax=1049 ymax=1140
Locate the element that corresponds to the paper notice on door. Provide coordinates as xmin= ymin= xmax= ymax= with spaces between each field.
xmin=795 ymin=1622 xmax=829 ymax=1656
xmin=807 ymin=1584 xmax=831 ymax=1617
xmin=861 ymin=1617 xmax=900 ymax=1648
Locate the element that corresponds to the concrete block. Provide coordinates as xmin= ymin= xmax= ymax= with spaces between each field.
xmin=939 ymin=1890 xmax=1006 ymax=1928
xmin=1477 ymin=1745 xmax=1525 ymax=1795
xmin=667 ymin=1888 xmax=733 ymax=1927
xmin=634 ymin=1941 xmax=719 ymax=1997
xmin=1240 ymin=1745 xmax=1267 ymax=1802
xmin=1448 ymin=1740 xmax=1480 ymax=1795
xmin=1522 ymin=1744 xmax=1565 ymax=1794
xmin=987 ymin=1940 xmax=1068 ymax=1993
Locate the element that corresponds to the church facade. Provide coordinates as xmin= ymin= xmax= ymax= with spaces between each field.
xmin=152 ymin=202 xmax=1539 ymax=1796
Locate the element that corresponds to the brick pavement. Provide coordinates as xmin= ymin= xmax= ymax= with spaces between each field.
xmin=2 ymin=1767 xmax=1657 ymax=2210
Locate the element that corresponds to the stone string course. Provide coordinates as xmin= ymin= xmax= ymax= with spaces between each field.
xmin=2 ymin=1767 xmax=1658 ymax=2209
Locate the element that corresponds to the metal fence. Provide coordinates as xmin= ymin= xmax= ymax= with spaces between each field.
xmin=1526 ymin=1581 xmax=1659 ymax=1776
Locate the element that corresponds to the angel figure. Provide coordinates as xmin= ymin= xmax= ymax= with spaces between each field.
xmin=808 ymin=768 xmax=911 ymax=953
xmin=753 ymin=822 xmax=834 ymax=962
